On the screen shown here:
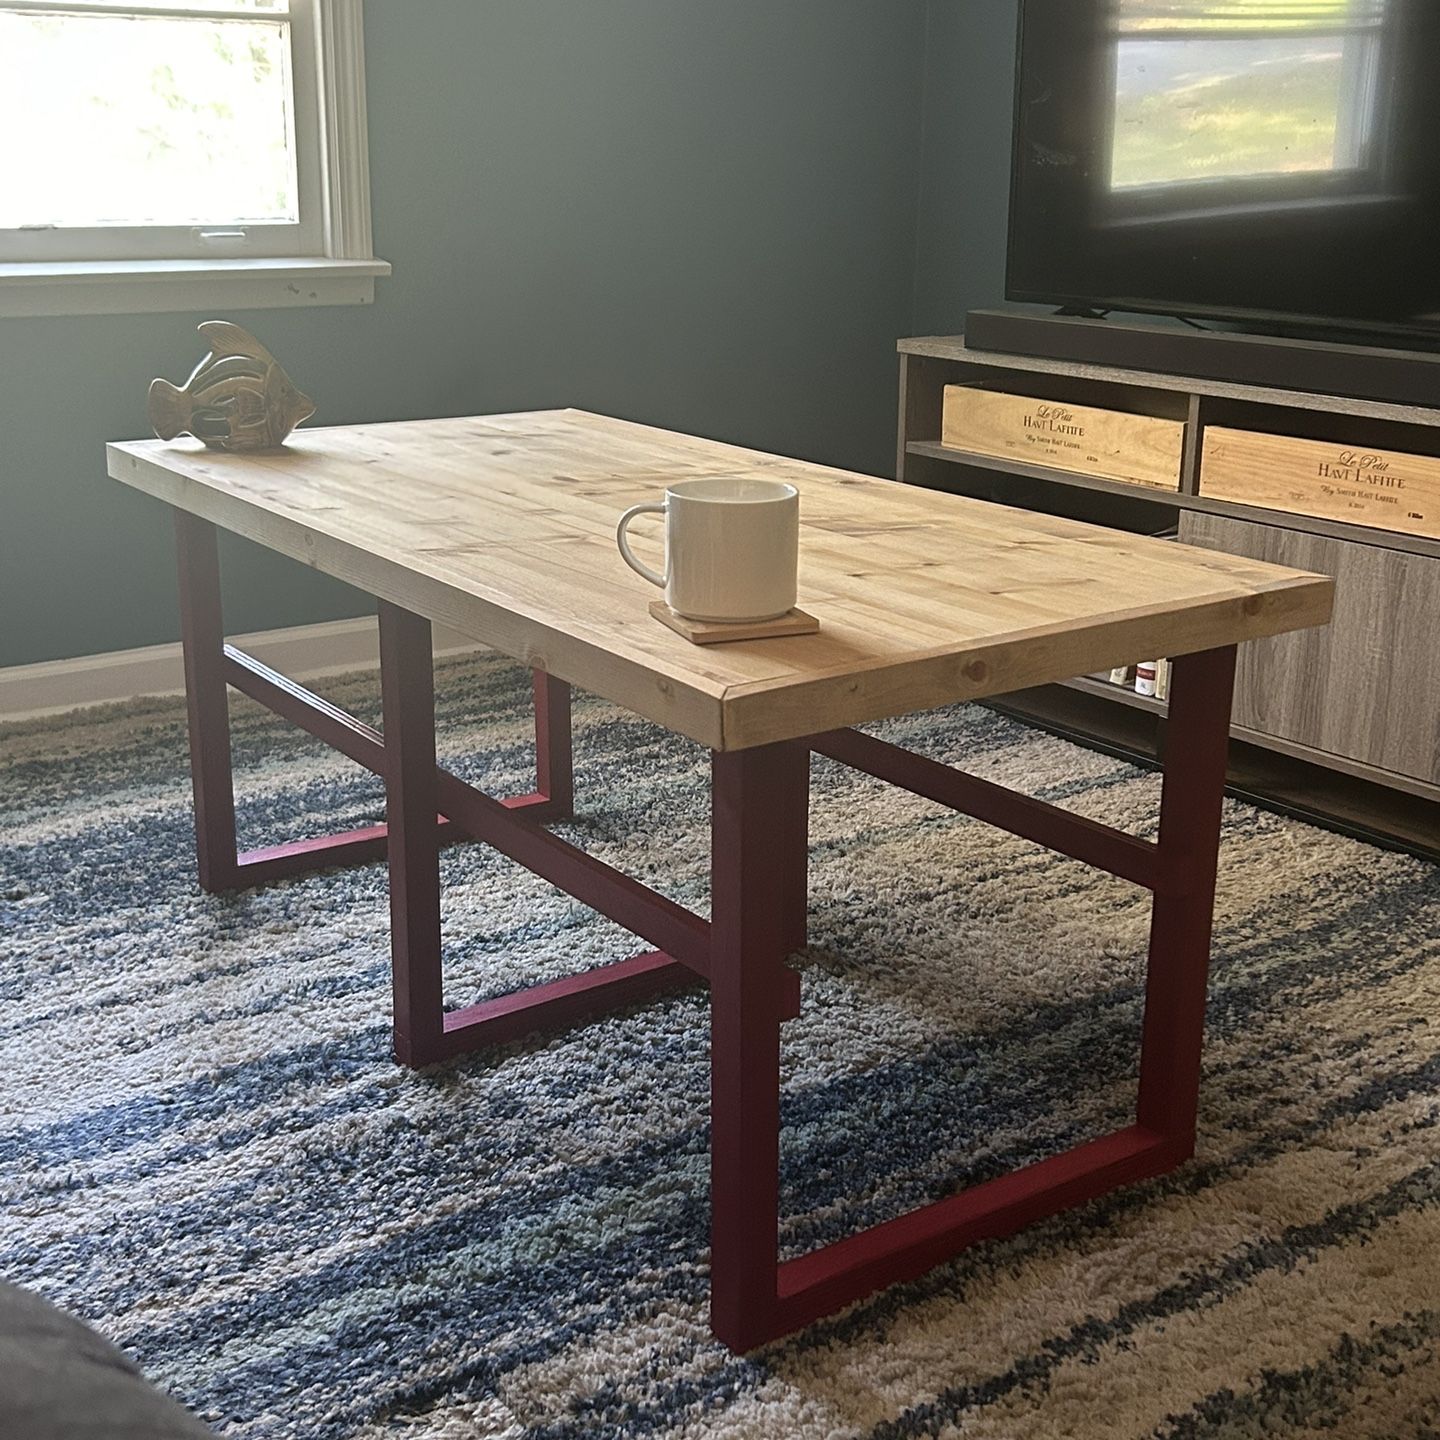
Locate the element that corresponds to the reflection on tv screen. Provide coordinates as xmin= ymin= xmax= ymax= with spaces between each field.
xmin=1111 ymin=33 xmax=1366 ymax=190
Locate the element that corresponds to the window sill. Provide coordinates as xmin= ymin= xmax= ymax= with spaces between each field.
xmin=0 ymin=256 xmax=391 ymax=318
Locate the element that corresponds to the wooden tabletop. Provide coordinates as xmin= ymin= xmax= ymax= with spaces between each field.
xmin=107 ymin=409 xmax=1333 ymax=751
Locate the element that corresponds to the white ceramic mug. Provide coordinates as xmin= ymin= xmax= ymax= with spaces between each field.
xmin=616 ymin=477 xmax=800 ymax=623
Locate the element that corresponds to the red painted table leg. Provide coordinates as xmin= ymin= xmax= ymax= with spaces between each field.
xmin=379 ymin=601 xmax=445 ymax=1066
xmin=174 ymin=510 xmax=238 ymax=893
xmin=532 ymin=671 xmax=574 ymax=818
xmin=709 ymin=741 xmax=809 ymax=1351
xmin=704 ymin=650 xmax=1238 ymax=1352
xmin=1138 ymin=644 xmax=1237 ymax=1152
xmin=375 ymin=613 xmax=662 ymax=1066
xmin=779 ymin=748 xmax=810 ymax=955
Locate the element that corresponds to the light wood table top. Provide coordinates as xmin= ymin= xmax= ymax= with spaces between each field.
xmin=108 ymin=409 xmax=1334 ymax=750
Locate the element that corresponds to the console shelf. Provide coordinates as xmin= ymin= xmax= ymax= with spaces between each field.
xmin=905 ymin=440 xmax=1184 ymax=509
xmin=898 ymin=335 xmax=1440 ymax=845
xmin=907 ymin=437 xmax=1440 ymax=562
xmin=1063 ymin=675 xmax=1167 ymax=717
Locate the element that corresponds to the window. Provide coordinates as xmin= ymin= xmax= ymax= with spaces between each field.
xmin=0 ymin=0 xmax=386 ymax=315
xmin=1110 ymin=0 xmax=1391 ymax=191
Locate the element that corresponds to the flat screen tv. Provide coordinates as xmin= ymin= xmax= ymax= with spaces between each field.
xmin=1007 ymin=0 xmax=1440 ymax=345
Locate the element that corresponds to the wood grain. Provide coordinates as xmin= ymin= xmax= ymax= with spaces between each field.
xmin=942 ymin=385 xmax=1185 ymax=490
xmin=1180 ymin=512 xmax=1440 ymax=785
xmin=107 ymin=409 xmax=1332 ymax=751
xmin=1199 ymin=426 xmax=1440 ymax=541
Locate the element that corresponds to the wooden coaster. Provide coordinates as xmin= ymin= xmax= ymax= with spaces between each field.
xmin=649 ymin=601 xmax=819 ymax=645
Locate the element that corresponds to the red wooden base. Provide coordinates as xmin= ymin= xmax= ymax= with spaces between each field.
xmin=774 ymin=1124 xmax=1183 ymax=1333
xmin=172 ymin=514 xmax=797 ymax=1069
xmin=435 ymin=950 xmax=696 ymax=1059
xmin=705 ymin=644 xmax=1236 ymax=1351
xmin=172 ymin=508 xmax=1237 ymax=1355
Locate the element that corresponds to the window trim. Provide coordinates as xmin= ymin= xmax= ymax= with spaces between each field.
xmin=0 ymin=0 xmax=388 ymax=316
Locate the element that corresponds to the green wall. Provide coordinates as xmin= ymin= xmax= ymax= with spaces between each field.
xmin=911 ymin=0 xmax=1018 ymax=333
xmin=0 ymin=0 xmax=927 ymax=667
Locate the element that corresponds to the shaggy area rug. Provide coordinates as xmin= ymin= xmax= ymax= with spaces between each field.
xmin=2 ymin=653 xmax=1439 ymax=1440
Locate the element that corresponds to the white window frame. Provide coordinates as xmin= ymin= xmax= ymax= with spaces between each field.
xmin=0 ymin=0 xmax=388 ymax=316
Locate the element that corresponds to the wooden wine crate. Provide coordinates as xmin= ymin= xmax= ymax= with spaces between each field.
xmin=1199 ymin=427 xmax=1440 ymax=541
xmin=941 ymin=385 xmax=1185 ymax=490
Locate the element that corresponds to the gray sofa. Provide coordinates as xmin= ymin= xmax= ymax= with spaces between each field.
xmin=1 ymin=1280 xmax=214 ymax=1438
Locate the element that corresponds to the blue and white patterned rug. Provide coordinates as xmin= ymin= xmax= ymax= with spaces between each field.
xmin=3 ymin=652 xmax=1440 ymax=1439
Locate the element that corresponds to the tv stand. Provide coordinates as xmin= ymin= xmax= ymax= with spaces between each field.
xmin=896 ymin=334 xmax=1440 ymax=858
xmin=964 ymin=309 xmax=1440 ymax=409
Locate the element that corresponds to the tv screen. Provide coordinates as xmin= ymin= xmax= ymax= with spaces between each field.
xmin=1007 ymin=0 xmax=1440 ymax=343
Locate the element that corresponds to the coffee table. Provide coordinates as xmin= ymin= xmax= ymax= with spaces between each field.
xmin=107 ymin=410 xmax=1333 ymax=1351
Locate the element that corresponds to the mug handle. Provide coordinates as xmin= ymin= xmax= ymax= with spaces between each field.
xmin=616 ymin=502 xmax=667 ymax=588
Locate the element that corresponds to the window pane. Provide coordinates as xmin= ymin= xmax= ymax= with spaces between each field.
xmin=1111 ymin=35 xmax=1368 ymax=186
xmin=0 ymin=12 xmax=296 ymax=228
xmin=1117 ymin=1 xmax=1386 ymax=33
xmin=4 ymin=1 xmax=289 ymax=11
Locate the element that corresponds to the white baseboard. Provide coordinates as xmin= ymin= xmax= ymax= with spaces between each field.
xmin=0 ymin=616 xmax=487 ymax=722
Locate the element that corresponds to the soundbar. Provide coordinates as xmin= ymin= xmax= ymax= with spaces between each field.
xmin=964 ymin=309 xmax=1440 ymax=411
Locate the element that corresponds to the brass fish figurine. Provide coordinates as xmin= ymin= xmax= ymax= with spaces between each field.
xmin=148 ymin=321 xmax=315 ymax=451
